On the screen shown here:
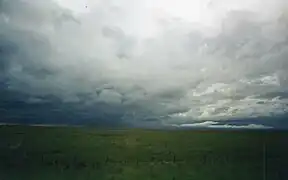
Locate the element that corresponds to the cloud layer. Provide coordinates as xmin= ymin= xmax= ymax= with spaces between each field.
xmin=173 ymin=121 xmax=272 ymax=129
xmin=1 ymin=0 xmax=288 ymax=127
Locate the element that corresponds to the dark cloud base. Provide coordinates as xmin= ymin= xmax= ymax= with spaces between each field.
xmin=1 ymin=85 xmax=288 ymax=129
xmin=0 ymin=88 xmax=126 ymax=127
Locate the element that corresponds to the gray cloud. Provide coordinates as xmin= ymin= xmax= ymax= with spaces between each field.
xmin=1 ymin=0 xmax=288 ymax=127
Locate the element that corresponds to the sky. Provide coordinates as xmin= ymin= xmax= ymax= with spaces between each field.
xmin=1 ymin=0 xmax=288 ymax=129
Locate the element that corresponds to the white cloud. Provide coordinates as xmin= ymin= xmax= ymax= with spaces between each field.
xmin=1 ymin=0 xmax=288 ymax=126
xmin=174 ymin=121 xmax=272 ymax=129
xmin=209 ymin=124 xmax=272 ymax=129
xmin=178 ymin=121 xmax=219 ymax=127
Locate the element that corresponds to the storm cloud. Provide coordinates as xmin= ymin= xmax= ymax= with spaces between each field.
xmin=1 ymin=0 xmax=288 ymax=128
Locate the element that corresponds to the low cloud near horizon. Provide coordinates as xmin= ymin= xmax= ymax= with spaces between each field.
xmin=1 ymin=0 xmax=288 ymax=128
xmin=173 ymin=121 xmax=273 ymax=129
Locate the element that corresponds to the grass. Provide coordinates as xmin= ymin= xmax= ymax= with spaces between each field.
xmin=0 ymin=125 xmax=287 ymax=180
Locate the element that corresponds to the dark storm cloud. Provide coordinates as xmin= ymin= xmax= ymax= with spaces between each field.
xmin=1 ymin=0 xmax=288 ymax=128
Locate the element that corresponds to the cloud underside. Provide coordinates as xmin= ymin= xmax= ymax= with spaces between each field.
xmin=1 ymin=0 xmax=288 ymax=127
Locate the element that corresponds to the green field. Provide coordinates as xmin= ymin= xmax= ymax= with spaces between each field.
xmin=0 ymin=125 xmax=287 ymax=180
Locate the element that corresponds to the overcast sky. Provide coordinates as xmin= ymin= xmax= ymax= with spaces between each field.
xmin=1 ymin=0 xmax=288 ymax=128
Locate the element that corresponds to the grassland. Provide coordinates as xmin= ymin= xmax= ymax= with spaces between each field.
xmin=0 ymin=125 xmax=287 ymax=180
